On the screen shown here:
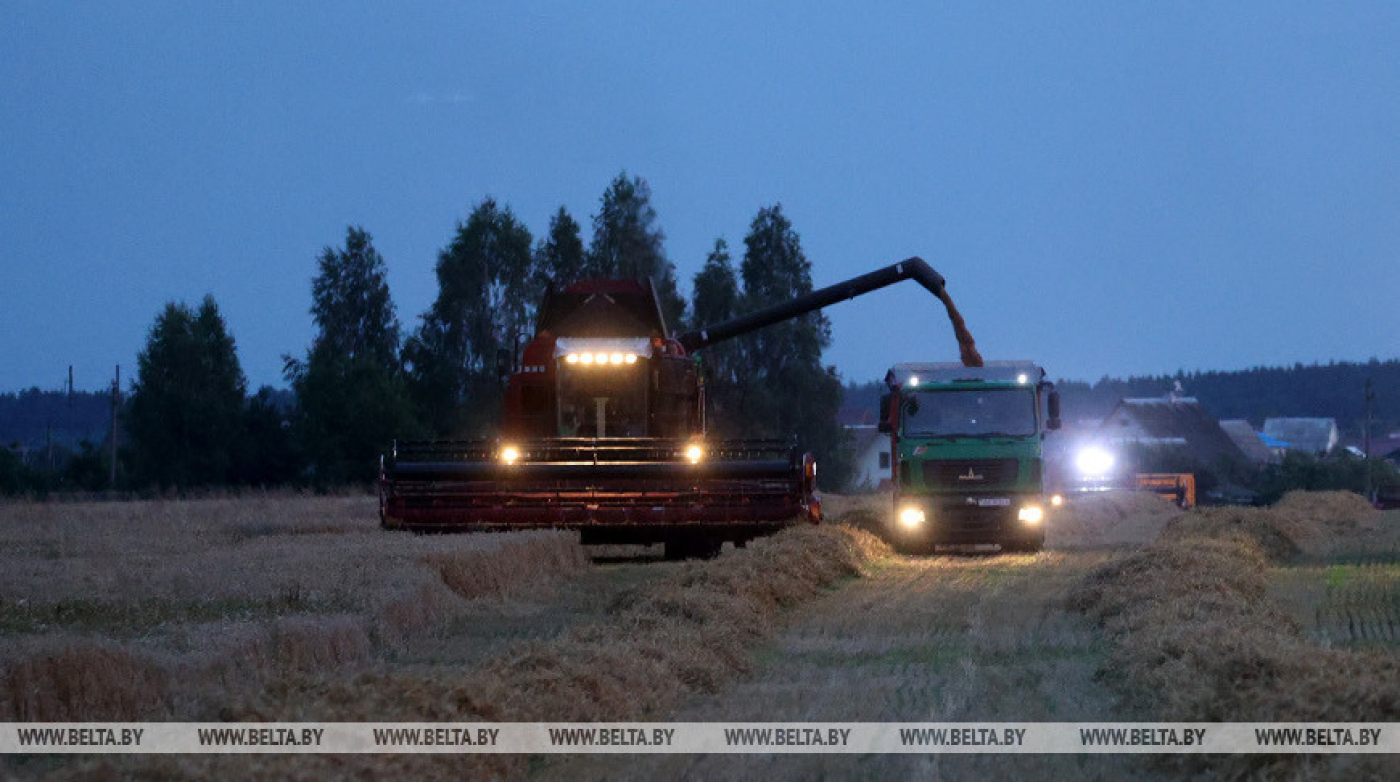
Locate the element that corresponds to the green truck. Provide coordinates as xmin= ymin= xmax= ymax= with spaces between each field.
xmin=878 ymin=361 xmax=1062 ymax=553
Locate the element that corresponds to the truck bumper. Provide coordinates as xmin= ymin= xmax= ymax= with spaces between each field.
xmin=889 ymin=495 xmax=1046 ymax=549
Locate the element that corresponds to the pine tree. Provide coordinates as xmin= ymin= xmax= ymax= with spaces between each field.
xmin=586 ymin=172 xmax=685 ymax=330
xmin=734 ymin=205 xmax=853 ymax=489
xmin=127 ymin=296 xmax=249 ymax=487
xmin=530 ymin=206 xmax=587 ymax=299
xmin=286 ymin=226 xmax=416 ymax=483
xmin=691 ymin=238 xmax=743 ymax=435
xmin=405 ymin=199 xmax=534 ymax=435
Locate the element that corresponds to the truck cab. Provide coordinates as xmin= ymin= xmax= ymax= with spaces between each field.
xmin=880 ymin=361 xmax=1061 ymax=553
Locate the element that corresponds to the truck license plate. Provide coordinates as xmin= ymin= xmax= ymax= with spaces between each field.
xmin=976 ymin=498 xmax=1011 ymax=507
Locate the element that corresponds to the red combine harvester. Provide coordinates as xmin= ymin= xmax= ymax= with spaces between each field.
xmin=380 ymin=257 xmax=974 ymax=558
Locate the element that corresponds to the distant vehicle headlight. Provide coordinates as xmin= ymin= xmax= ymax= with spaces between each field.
xmin=1075 ymin=446 xmax=1115 ymax=477
xmin=900 ymin=507 xmax=926 ymax=527
xmin=500 ymin=445 xmax=520 ymax=464
xmin=1050 ymin=494 xmax=1064 ymax=507
xmin=685 ymin=444 xmax=703 ymax=463
xmin=1018 ymin=505 xmax=1044 ymax=524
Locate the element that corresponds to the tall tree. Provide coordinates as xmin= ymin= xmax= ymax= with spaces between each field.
xmin=586 ymin=172 xmax=686 ymax=330
xmin=530 ymin=206 xmax=587 ymax=300
xmin=126 ymin=296 xmax=249 ymax=487
xmin=405 ymin=199 xmax=534 ymax=435
xmin=691 ymin=238 xmax=743 ymax=435
xmin=286 ymin=226 xmax=416 ymax=483
xmin=734 ymin=205 xmax=853 ymax=489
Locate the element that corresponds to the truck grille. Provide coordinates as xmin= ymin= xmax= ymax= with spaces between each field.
xmin=922 ymin=458 xmax=1019 ymax=489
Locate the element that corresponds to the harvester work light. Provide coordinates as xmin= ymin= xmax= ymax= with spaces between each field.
xmin=563 ymin=351 xmax=641 ymax=368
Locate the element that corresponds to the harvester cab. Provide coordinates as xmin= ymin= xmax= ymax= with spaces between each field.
xmin=381 ymin=257 xmax=977 ymax=559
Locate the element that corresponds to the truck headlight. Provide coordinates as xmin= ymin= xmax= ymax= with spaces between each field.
xmin=900 ymin=507 xmax=926 ymax=527
xmin=1018 ymin=505 xmax=1044 ymax=524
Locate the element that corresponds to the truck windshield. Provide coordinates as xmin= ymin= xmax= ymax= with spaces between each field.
xmin=902 ymin=387 xmax=1036 ymax=438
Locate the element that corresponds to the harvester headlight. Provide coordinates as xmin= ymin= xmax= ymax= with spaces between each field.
xmin=565 ymin=353 xmax=579 ymax=364
xmin=1018 ymin=505 xmax=1044 ymax=524
xmin=685 ymin=444 xmax=703 ymax=463
xmin=1050 ymin=494 xmax=1064 ymax=507
xmin=899 ymin=507 xmax=926 ymax=527
xmin=1075 ymin=446 xmax=1115 ymax=478
xmin=609 ymin=352 xmax=624 ymax=365
xmin=579 ymin=353 xmax=594 ymax=365
xmin=624 ymin=353 xmax=638 ymax=364
xmin=500 ymin=445 xmax=520 ymax=464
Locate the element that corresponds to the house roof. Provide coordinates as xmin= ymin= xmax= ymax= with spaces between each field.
xmin=1262 ymin=418 xmax=1338 ymax=455
xmin=1259 ymin=432 xmax=1290 ymax=448
xmin=1219 ymin=419 xmax=1274 ymax=463
xmin=1098 ymin=396 xmax=1246 ymax=466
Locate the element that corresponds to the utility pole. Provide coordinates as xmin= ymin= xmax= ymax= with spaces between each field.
xmin=110 ymin=364 xmax=120 ymax=490
xmin=1364 ymin=378 xmax=1375 ymax=503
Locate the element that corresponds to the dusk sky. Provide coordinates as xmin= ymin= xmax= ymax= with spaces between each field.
xmin=4 ymin=2 xmax=1397 ymax=395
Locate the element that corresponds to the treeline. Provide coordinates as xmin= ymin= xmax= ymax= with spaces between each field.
xmin=0 ymin=388 xmax=111 ymax=451
xmin=1056 ymin=361 xmax=1400 ymax=434
xmin=844 ymin=359 xmax=1400 ymax=436
xmin=1 ymin=172 xmax=853 ymax=495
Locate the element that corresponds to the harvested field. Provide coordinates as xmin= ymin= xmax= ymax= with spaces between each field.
xmin=4 ymin=491 xmax=1395 ymax=781
xmin=0 ymin=497 xmax=888 ymax=779
xmin=0 ymin=496 xmax=617 ymax=726
xmin=1071 ymin=493 xmax=1400 ymax=779
xmin=542 ymin=548 xmax=1141 ymax=781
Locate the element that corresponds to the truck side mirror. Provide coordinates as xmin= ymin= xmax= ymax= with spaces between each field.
xmin=877 ymin=393 xmax=893 ymax=434
xmin=1046 ymin=388 xmax=1062 ymax=431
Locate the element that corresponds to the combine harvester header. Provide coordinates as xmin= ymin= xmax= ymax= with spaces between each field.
xmin=381 ymin=257 xmax=979 ymax=559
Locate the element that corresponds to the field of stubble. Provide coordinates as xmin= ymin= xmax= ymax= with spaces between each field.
xmin=2 ymin=490 xmax=1396 ymax=780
